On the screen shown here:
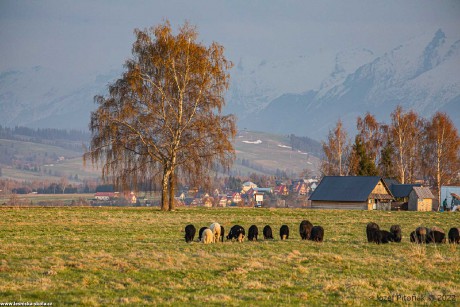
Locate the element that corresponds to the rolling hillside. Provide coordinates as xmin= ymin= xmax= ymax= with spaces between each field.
xmin=233 ymin=130 xmax=320 ymax=176
xmin=0 ymin=138 xmax=99 ymax=183
xmin=0 ymin=130 xmax=321 ymax=183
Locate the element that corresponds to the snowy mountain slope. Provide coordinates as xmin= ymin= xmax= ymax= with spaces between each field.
xmin=245 ymin=29 xmax=460 ymax=140
xmin=225 ymin=48 xmax=375 ymax=118
xmin=0 ymin=66 xmax=119 ymax=129
xmin=0 ymin=47 xmax=374 ymax=131
xmin=1 ymin=29 xmax=458 ymax=139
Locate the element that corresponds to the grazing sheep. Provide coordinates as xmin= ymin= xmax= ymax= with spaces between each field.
xmin=210 ymin=222 xmax=221 ymax=243
xmin=263 ymin=225 xmax=274 ymax=240
xmin=366 ymin=222 xmax=381 ymax=244
xmin=184 ymin=224 xmax=196 ymax=243
xmin=415 ymin=227 xmax=429 ymax=243
xmin=448 ymin=227 xmax=460 ymax=244
xmin=379 ymin=230 xmax=393 ymax=244
xmin=299 ymin=220 xmax=313 ymax=240
xmin=220 ymin=225 xmax=225 ymax=242
xmin=198 ymin=227 xmax=207 ymax=242
xmin=390 ymin=225 xmax=402 ymax=243
xmin=410 ymin=231 xmax=418 ymax=243
xmin=248 ymin=225 xmax=259 ymax=241
xmin=227 ymin=225 xmax=245 ymax=242
xmin=280 ymin=225 xmax=289 ymax=240
xmin=427 ymin=227 xmax=446 ymax=244
xmin=202 ymin=228 xmax=214 ymax=244
xmin=310 ymin=225 xmax=324 ymax=242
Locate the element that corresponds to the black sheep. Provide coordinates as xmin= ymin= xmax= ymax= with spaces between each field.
xmin=427 ymin=227 xmax=446 ymax=244
xmin=390 ymin=225 xmax=402 ymax=243
xmin=226 ymin=225 xmax=245 ymax=242
xmin=410 ymin=231 xmax=418 ymax=243
xmin=263 ymin=225 xmax=273 ymax=240
xmin=248 ymin=225 xmax=259 ymax=241
xmin=220 ymin=225 xmax=225 ymax=243
xmin=299 ymin=220 xmax=313 ymax=240
xmin=310 ymin=225 xmax=324 ymax=242
xmin=448 ymin=227 xmax=460 ymax=244
xmin=379 ymin=230 xmax=394 ymax=244
xmin=366 ymin=222 xmax=381 ymax=244
xmin=280 ymin=225 xmax=289 ymax=240
xmin=184 ymin=224 xmax=196 ymax=243
xmin=198 ymin=226 xmax=207 ymax=242
xmin=415 ymin=227 xmax=429 ymax=243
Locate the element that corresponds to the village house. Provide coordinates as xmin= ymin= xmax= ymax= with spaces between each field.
xmin=124 ymin=191 xmax=137 ymax=204
xmin=408 ymin=186 xmax=434 ymax=211
xmin=218 ymin=196 xmax=227 ymax=207
xmin=309 ymin=176 xmax=394 ymax=210
xmin=94 ymin=192 xmax=116 ymax=201
xmin=291 ymin=181 xmax=308 ymax=195
xmin=230 ymin=192 xmax=242 ymax=205
xmin=274 ymin=184 xmax=289 ymax=196
xmin=241 ymin=181 xmax=258 ymax=193
xmin=202 ymin=196 xmax=214 ymax=208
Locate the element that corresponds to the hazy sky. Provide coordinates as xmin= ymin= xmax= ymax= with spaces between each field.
xmin=1 ymin=1 xmax=459 ymax=77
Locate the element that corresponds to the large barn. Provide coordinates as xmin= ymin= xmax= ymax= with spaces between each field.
xmin=309 ymin=176 xmax=394 ymax=210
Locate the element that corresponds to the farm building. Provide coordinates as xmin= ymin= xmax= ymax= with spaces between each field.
xmin=94 ymin=192 xmax=116 ymax=201
xmin=241 ymin=181 xmax=258 ymax=193
xmin=408 ymin=186 xmax=434 ymax=211
xmin=309 ymin=176 xmax=394 ymax=210
xmin=387 ymin=183 xmax=421 ymax=201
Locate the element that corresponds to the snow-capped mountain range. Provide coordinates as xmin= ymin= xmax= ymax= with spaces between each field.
xmin=243 ymin=29 xmax=460 ymax=139
xmin=0 ymin=29 xmax=459 ymax=140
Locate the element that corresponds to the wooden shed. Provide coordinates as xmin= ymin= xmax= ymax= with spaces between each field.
xmin=309 ymin=176 xmax=394 ymax=210
xmin=408 ymin=187 xmax=434 ymax=211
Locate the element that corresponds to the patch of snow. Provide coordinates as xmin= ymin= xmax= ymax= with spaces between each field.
xmin=277 ymin=144 xmax=292 ymax=149
xmin=242 ymin=140 xmax=262 ymax=144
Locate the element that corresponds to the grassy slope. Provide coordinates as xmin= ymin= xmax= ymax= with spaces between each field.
xmin=0 ymin=207 xmax=458 ymax=305
xmin=0 ymin=139 xmax=99 ymax=182
xmin=234 ymin=130 xmax=320 ymax=176
xmin=1 ymin=130 xmax=321 ymax=181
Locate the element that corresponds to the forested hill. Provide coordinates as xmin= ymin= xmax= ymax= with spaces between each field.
xmin=289 ymin=134 xmax=322 ymax=157
xmin=0 ymin=126 xmax=90 ymax=152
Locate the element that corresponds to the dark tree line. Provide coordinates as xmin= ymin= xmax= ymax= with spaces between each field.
xmin=0 ymin=126 xmax=90 ymax=152
xmin=0 ymin=126 xmax=90 ymax=142
xmin=289 ymin=134 xmax=322 ymax=157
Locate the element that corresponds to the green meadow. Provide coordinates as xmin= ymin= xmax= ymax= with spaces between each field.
xmin=0 ymin=207 xmax=459 ymax=306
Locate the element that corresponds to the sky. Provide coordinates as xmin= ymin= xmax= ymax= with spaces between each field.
xmin=1 ymin=0 xmax=459 ymax=79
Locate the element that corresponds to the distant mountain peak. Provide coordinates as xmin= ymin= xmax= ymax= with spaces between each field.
xmin=242 ymin=28 xmax=460 ymax=140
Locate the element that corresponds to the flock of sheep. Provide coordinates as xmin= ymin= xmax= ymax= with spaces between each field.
xmin=184 ymin=221 xmax=460 ymax=245
xmin=366 ymin=222 xmax=460 ymax=244
xmin=184 ymin=220 xmax=324 ymax=244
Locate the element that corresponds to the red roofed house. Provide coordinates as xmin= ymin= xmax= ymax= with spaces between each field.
xmin=274 ymin=185 xmax=289 ymax=196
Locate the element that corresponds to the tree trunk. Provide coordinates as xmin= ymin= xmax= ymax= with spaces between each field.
xmin=168 ymin=169 xmax=175 ymax=211
xmin=161 ymin=167 xmax=171 ymax=211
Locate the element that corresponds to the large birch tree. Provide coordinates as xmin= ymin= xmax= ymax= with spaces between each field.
xmin=84 ymin=21 xmax=236 ymax=211
xmin=389 ymin=106 xmax=424 ymax=184
xmin=321 ymin=119 xmax=350 ymax=176
xmin=423 ymin=112 xmax=460 ymax=208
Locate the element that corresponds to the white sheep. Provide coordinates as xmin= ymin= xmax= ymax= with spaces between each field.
xmin=201 ymin=228 xmax=214 ymax=244
xmin=210 ymin=222 xmax=221 ymax=243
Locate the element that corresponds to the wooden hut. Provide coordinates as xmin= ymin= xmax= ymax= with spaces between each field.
xmin=408 ymin=187 xmax=434 ymax=211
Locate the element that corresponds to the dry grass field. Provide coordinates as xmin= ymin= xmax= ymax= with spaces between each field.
xmin=0 ymin=207 xmax=459 ymax=306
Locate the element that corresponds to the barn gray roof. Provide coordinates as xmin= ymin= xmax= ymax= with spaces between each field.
xmin=412 ymin=186 xmax=435 ymax=199
xmin=309 ymin=176 xmax=392 ymax=202
xmin=391 ymin=184 xmax=421 ymax=198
